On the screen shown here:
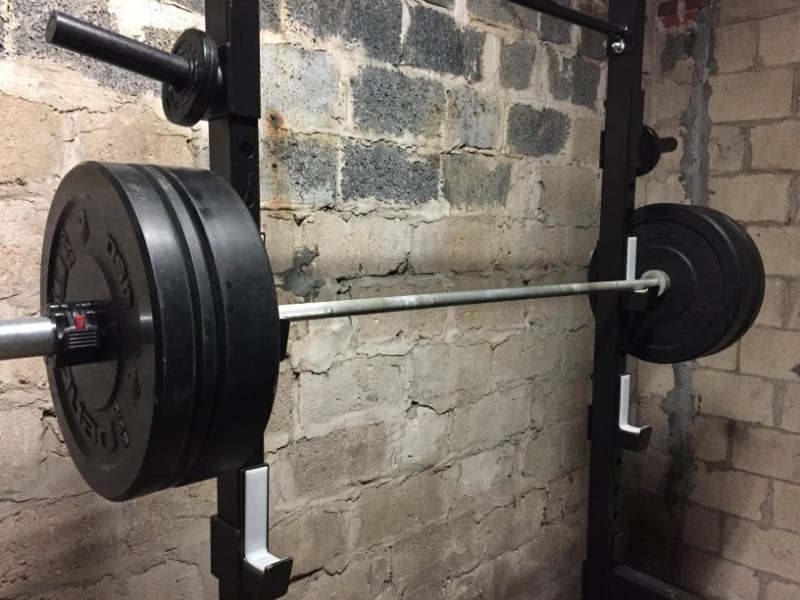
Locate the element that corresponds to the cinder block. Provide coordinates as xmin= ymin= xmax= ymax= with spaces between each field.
xmin=773 ymin=480 xmax=800 ymax=535
xmin=548 ymin=49 xmax=601 ymax=109
xmin=520 ymin=419 xmax=588 ymax=486
xmin=410 ymin=216 xmax=501 ymax=274
xmin=724 ymin=516 xmax=800 ymax=580
xmin=757 ymin=277 xmax=788 ymax=328
xmin=450 ymin=385 xmax=530 ymax=451
xmin=262 ymin=133 xmax=338 ymax=208
xmin=282 ymin=554 xmax=390 ymax=600
xmin=391 ymin=511 xmax=481 ymax=595
xmin=389 ymin=405 xmax=449 ymax=471
xmin=539 ymin=165 xmax=600 ymax=227
xmin=297 ymin=356 xmax=406 ymax=436
xmin=693 ymin=369 xmax=773 ymax=425
xmin=681 ymin=504 xmax=722 ymax=552
xmin=752 ymin=121 xmax=800 ymax=170
xmin=0 ymin=96 xmax=61 ymax=185
xmin=720 ymin=0 xmax=797 ymax=23
xmin=692 ymin=416 xmax=730 ymax=463
xmin=765 ymin=580 xmax=800 ymax=600
xmin=778 ymin=382 xmax=800 ymax=433
xmin=409 ymin=342 xmax=493 ymax=412
xmin=680 ymin=547 xmax=759 ymax=600
xmin=709 ymin=174 xmax=792 ymax=223
xmin=442 ymin=153 xmax=512 ymax=210
xmin=714 ymin=22 xmax=757 ymax=72
xmin=285 ymin=0 xmax=402 ymax=62
xmin=261 ymin=45 xmax=340 ymax=129
xmin=507 ymin=105 xmax=571 ymax=157
xmin=500 ymin=39 xmax=536 ymax=90
xmin=709 ymin=125 xmax=747 ymax=173
xmin=790 ymin=280 xmax=800 ymax=330
xmin=286 ymin=424 xmax=391 ymax=497
xmin=0 ymin=494 xmax=129 ymax=596
xmin=356 ymin=472 xmax=448 ymax=549
xmin=444 ymin=86 xmax=503 ymax=150
xmin=709 ymin=69 xmax=794 ymax=123
xmin=467 ymin=0 xmax=538 ymax=30
xmin=302 ymin=212 xmax=413 ymax=279
xmin=732 ymin=425 xmax=800 ymax=482
xmin=760 ymin=14 xmax=800 ymax=66
xmin=749 ymin=227 xmax=800 ymax=278
xmin=126 ymin=562 xmax=207 ymax=599
xmin=402 ymin=6 xmax=484 ymax=80
xmin=270 ymin=506 xmax=349 ymax=576
xmin=740 ymin=326 xmax=800 ymax=381
xmin=342 ymin=141 xmax=439 ymax=204
xmin=352 ymin=66 xmax=445 ymax=137
xmin=690 ymin=467 xmax=770 ymax=520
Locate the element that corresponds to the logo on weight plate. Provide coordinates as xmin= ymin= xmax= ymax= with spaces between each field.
xmin=61 ymin=366 xmax=119 ymax=454
xmin=106 ymin=235 xmax=133 ymax=309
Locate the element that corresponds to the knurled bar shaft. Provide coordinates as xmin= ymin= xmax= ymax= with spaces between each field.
xmin=278 ymin=276 xmax=663 ymax=322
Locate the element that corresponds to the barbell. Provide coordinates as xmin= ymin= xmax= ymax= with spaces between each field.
xmin=0 ymin=162 xmax=763 ymax=501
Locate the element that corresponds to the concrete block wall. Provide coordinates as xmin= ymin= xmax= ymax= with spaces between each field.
xmin=630 ymin=1 xmax=800 ymax=599
xmin=0 ymin=1 xmax=607 ymax=598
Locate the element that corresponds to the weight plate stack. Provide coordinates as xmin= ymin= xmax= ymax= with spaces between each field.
xmin=42 ymin=162 xmax=281 ymax=501
xmin=588 ymin=203 xmax=765 ymax=365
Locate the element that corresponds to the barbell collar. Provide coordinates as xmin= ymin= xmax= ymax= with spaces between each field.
xmin=46 ymin=11 xmax=193 ymax=89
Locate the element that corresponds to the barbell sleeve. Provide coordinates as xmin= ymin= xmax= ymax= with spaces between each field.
xmin=46 ymin=11 xmax=192 ymax=88
xmin=0 ymin=317 xmax=57 ymax=361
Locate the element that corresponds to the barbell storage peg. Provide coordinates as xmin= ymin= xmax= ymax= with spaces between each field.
xmin=46 ymin=11 xmax=222 ymax=126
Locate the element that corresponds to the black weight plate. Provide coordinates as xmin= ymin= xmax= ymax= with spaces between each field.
xmin=687 ymin=206 xmax=754 ymax=357
xmin=147 ymin=166 xmax=281 ymax=484
xmin=624 ymin=203 xmax=748 ymax=363
xmin=42 ymin=162 xmax=201 ymax=500
xmin=712 ymin=211 xmax=765 ymax=352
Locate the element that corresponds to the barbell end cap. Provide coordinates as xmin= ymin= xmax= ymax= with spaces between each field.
xmin=641 ymin=269 xmax=670 ymax=297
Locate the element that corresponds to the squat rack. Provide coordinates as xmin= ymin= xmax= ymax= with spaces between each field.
xmin=42 ymin=0 xmax=699 ymax=598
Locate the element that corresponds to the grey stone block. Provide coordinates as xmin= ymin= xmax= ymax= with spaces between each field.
xmin=549 ymin=50 xmax=601 ymax=109
xmin=443 ymin=153 xmax=512 ymax=209
xmin=402 ymin=6 xmax=484 ymax=80
xmin=10 ymin=0 xmax=157 ymax=96
xmin=260 ymin=0 xmax=280 ymax=31
xmin=500 ymin=40 xmax=537 ymax=90
xmin=445 ymin=87 xmax=502 ymax=149
xmin=579 ymin=29 xmax=607 ymax=61
xmin=262 ymin=133 xmax=338 ymax=207
xmin=507 ymin=105 xmax=571 ymax=157
xmin=342 ymin=141 xmax=439 ymax=204
xmin=661 ymin=30 xmax=696 ymax=73
xmin=424 ymin=0 xmax=455 ymax=7
xmin=468 ymin=0 xmax=538 ymax=30
xmin=286 ymin=0 xmax=402 ymax=62
xmin=261 ymin=44 xmax=339 ymax=128
xmin=352 ymin=66 xmax=446 ymax=137
xmin=540 ymin=1 xmax=573 ymax=45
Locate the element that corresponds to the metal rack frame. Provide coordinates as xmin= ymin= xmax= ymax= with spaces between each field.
xmin=44 ymin=0 xmax=699 ymax=597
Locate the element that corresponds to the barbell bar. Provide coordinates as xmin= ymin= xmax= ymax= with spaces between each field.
xmin=0 ymin=273 xmax=668 ymax=363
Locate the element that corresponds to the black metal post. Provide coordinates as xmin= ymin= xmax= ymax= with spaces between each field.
xmin=583 ymin=0 xmax=644 ymax=597
xmin=204 ymin=1 xmax=264 ymax=599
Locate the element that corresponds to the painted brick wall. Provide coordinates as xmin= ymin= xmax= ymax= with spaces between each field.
xmin=0 ymin=1 xmax=606 ymax=598
xmin=631 ymin=1 xmax=800 ymax=599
